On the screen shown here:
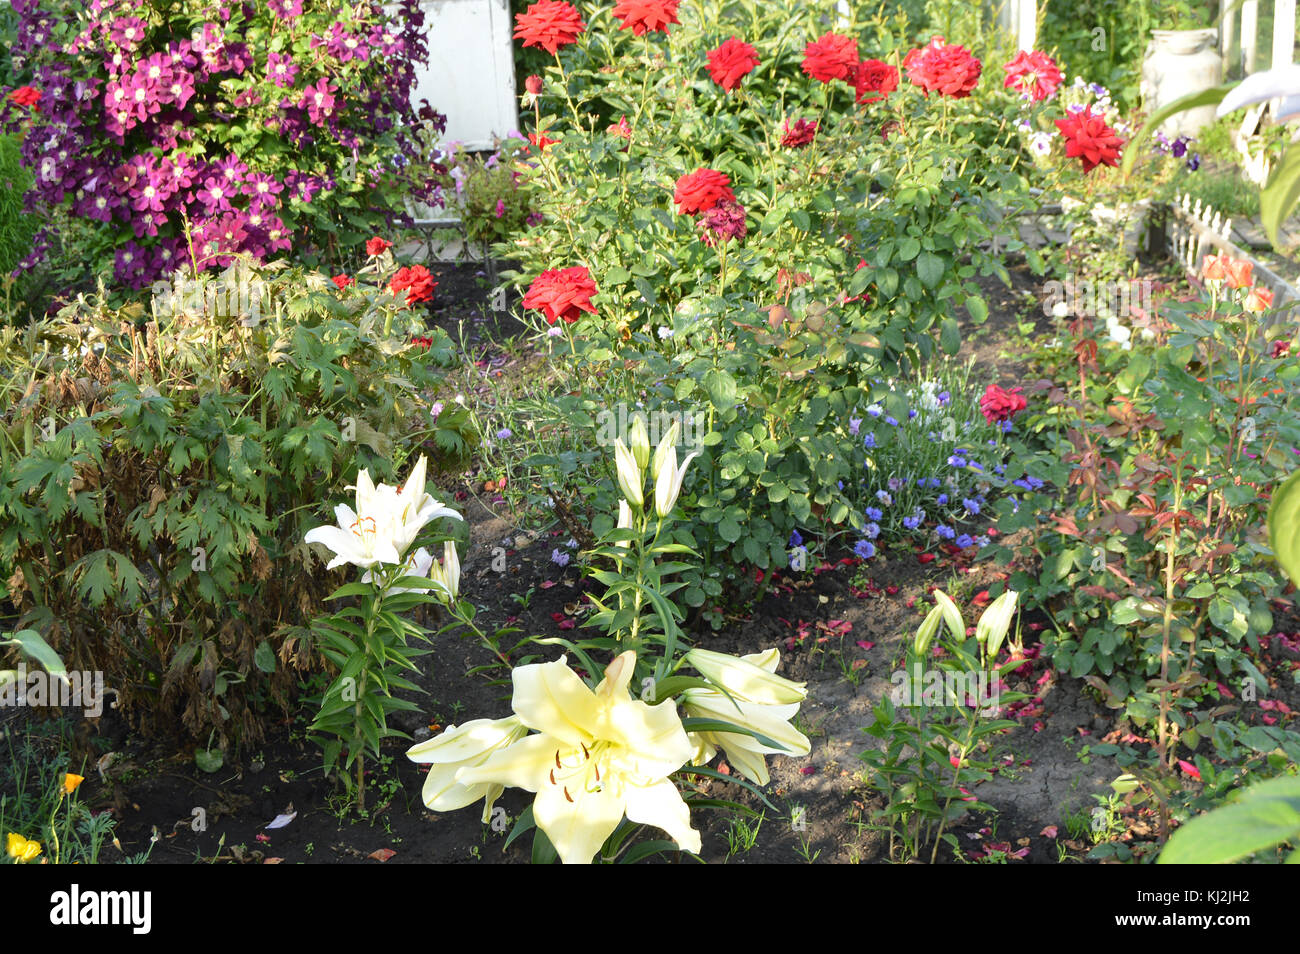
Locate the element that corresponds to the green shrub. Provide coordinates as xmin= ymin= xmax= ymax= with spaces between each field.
xmin=0 ymin=257 xmax=477 ymax=751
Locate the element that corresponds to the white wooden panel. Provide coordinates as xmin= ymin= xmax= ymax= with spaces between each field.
xmin=409 ymin=0 xmax=518 ymax=152
xmin=1241 ymin=0 xmax=1259 ymax=73
xmin=1017 ymin=0 xmax=1036 ymax=51
xmin=1274 ymin=0 xmax=1296 ymax=69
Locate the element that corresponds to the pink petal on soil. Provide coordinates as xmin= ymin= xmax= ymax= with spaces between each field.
xmin=1177 ymin=760 xmax=1201 ymax=781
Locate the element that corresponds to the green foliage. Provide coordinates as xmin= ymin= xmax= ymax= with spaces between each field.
xmin=0 ymin=132 xmax=35 ymax=278
xmin=1159 ymin=775 xmax=1300 ymax=863
xmin=500 ymin=0 xmax=1040 ymax=622
xmin=859 ymin=590 xmax=1025 ymax=862
xmin=0 ymin=258 xmax=476 ymax=750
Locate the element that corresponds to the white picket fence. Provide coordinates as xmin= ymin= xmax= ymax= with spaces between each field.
xmin=1221 ymin=0 xmax=1297 ymax=75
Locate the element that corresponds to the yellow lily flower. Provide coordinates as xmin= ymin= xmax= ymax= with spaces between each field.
xmin=456 ymin=651 xmax=700 ymax=864
xmin=7 ymin=832 xmax=42 ymax=863
xmin=407 ymin=716 xmax=528 ymax=823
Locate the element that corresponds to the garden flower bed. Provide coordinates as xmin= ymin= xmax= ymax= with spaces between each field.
xmin=3 ymin=0 xmax=1300 ymax=871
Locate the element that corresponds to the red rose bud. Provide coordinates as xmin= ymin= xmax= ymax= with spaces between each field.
xmin=525 ymin=74 xmax=544 ymax=95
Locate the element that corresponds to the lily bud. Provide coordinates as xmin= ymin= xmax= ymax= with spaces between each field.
xmin=932 ymin=590 xmax=966 ymax=642
xmin=614 ymin=439 xmax=644 ymax=508
xmin=976 ymin=590 xmax=1019 ymax=661
xmin=654 ymin=444 xmax=699 ymax=518
xmin=686 ymin=647 xmax=807 ymax=705
xmin=614 ymin=498 xmax=633 ymax=553
xmin=629 ymin=415 xmax=651 ymax=470
xmin=651 ymin=421 xmax=681 ymax=482
xmin=913 ymin=604 xmax=944 ymax=659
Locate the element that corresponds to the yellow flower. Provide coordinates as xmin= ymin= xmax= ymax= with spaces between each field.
xmin=456 ymin=651 xmax=700 ymax=864
xmin=62 ymin=773 xmax=84 ymax=795
xmin=7 ymin=832 xmax=42 ymax=863
xmin=406 ymin=716 xmax=528 ymax=823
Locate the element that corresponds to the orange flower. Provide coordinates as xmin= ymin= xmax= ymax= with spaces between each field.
xmin=62 ymin=773 xmax=84 ymax=795
xmin=1224 ymin=258 xmax=1253 ymax=289
xmin=1201 ymin=253 xmax=1230 ymax=283
xmin=1243 ymin=286 xmax=1274 ymax=313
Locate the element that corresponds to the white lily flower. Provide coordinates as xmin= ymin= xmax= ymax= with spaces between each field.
xmin=407 ymin=716 xmax=528 ymax=822
xmin=454 ymin=652 xmax=700 ymax=864
xmin=304 ymin=456 xmax=462 ymax=572
xmin=362 ymin=545 xmax=433 ymax=595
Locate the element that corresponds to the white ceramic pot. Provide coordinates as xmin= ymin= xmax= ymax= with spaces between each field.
xmin=1141 ymin=28 xmax=1223 ymax=137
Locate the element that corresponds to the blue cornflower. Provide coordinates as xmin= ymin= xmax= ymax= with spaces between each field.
xmin=993 ymin=464 xmax=1006 ymax=476
xmin=1026 ymin=475 xmax=1045 ymax=490
xmin=929 ymin=477 xmax=941 ymax=489
xmin=987 ymin=439 xmax=997 ymax=447
xmin=789 ymin=545 xmax=808 ymax=568
xmin=935 ymin=524 xmax=955 ymax=540
xmin=866 ymin=404 xmax=883 ymax=418
xmin=974 ymin=536 xmax=989 ymax=549
xmin=908 ymin=409 xmax=918 ymax=419
xmin=917 ymin=478 xmax=926 ymax=488
xmin=1013 ymin=478 xmax=1033 ymax=492
xmin=854 ymin=540 xmax=876 ymax=560
xmin=968 ymin=461 xmax=984 ymax=472
xmin=863 ymin=432 xmax=877 ymax=450
xmin=497 ymin=428 xmax=514 ymax=439
xmin=947 ymin=454 xmax=966 ymax=468
xmin=789 ymin=529 xmax=803 ymax=547
xmin=864 ymin=522 xmax=880 ymax=539
xmin=551 ymin=548 xmax=571 ymax=567
xmin=849 ymin=417 xmax=862 ymax=436
xmin=937 ymin=493 xmax=949 ymax=506
xmin=937 ymin=390 xmax=951 ymax=407
xmin=564 ymin=537 xmax=578 ymax=549
xmin=962 ymin=498 xmax=980 ymax=515
xmin=865 ymin=507 xmax=883 ymax=522
xmin=876 ymin=491 xmax=893 ymax=506
xmin=955 ymin=534 xmax=974 ymax=548
xmin=902 ymin=514 xmax=921 ymax=530
xmin=1000 ymin=419 xmax=1014 ymax=433
xmin=888 ymin=477 xmax=903 ymax=493
xmin=885 ymin=415 xmax=900 ymax=427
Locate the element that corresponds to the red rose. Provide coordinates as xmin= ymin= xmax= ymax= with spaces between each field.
xmin=9 ymin=86 xmax=40 ymax=109
xmin=522 ymin=266 xmax=598 ymax=325
xmin=979 ymin=384 xmax=1027 ymax=424
xmin=525 ymin=74 xmax=544 ymax=95
xmin=706 ymin=36 xmax=760 ymax=91
xmin=366 ymin=236 xmax=392 ymax=256
xmin=853 ymin=59 xmax=898 ymax=104
xmin=780 ymin=118 xmax=817 ymax=148
xmin=904 ymin=37 xmax=982 ymax=98
xmin=1054 ymin=106 xmax=1123 ymax=173
xmin=802 ymin=33 xmax=858 ymax=84
xmin=527 ymin=129 xmax=560 ymax=153
xmin=332 ymin=274 xmax=355 ymax=290
xmin=1002 ymin=50 xmax=1062 ymax=102
xmin=673 ymin=168 xmax=734 ymax=215
xmin=513 ymin=0 xmax=586 ymax=56
xmin=607 ymin=115 xmax=632 ymax=142
xmin=611 ymin=0 xmax=680 ymax=36
xmin=390 ymin=265 xmax=437 ymax=305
